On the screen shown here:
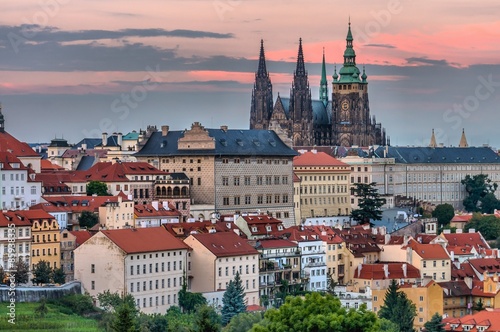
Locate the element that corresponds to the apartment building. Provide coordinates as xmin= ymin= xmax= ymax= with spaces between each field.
xmin=0 ymin=211 xmax=32 ymax=272
xmin=60 ymin=229 xmax=92 ymax=282
xmin=134 ymin=202 xmax=181 ymax=227
xmin=183 ymin=232 xmax=260 ymax=306
xmin=74 ymin=227 xmax=190 ymax=314
xmin=293 ymin=151 xmax=351 ymax=221
xmin=234 ymin=214 xmax=285 ymax=240
xmin=134 ymin=122 xmax=297 ymax=227
xmin=0 ymin=152 xmax=42 ymax=210
xmin=406 ymin=239 xmax=452 ymax=282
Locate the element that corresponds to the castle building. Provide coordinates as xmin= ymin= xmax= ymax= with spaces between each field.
xmin=250 ymin=22 xmax=386 ymax=147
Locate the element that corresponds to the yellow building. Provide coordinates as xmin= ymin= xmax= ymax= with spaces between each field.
xmin=293 ymin=151 xmax=351 ymax=220
xmin=372 ymin=279 xmax=443 ymax=330
xmin=18 ymin=210 xmax=61 ymax=270
xmin=406 ymin=239 xmax=451 ymax=282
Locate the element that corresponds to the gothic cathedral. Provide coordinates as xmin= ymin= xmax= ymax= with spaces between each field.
xmin=250 ymin=22 xmax=387 ymax=147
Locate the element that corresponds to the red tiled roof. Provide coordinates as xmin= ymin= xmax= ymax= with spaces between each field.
xmin=443 ymin=309 xmax=500 ymax=331
xmin=468 ymin=258 xmax=500 ymax=275
xmin=14 ymin=209 xmax=56 ymax=220
xmin=354 ymin=262 xmax=421 ymax=280
xmin=134 ymin=203 xmax=180 ymax=218
xmin=272 ymin=225 xmax=323 ymax=242
xmin=306 ymin=226 xmax=344 ymax=244
xmin=0 ymin=131 xmax=39 ymax=157
xmin=255 ymin=238 xmax=298 ymax=249
xmin=443 ymin=232 xmax=489 ymax=251
xmin=414 ymin=234 xmax=438 ymax=244
xmin=0 ymin=211 xmax=32 ymax=227
xmin=34 ymin=195 xmax=131 ymax=213
xmin=69 ymin=230 xmax=93 ymax=246
xmin=84 ymin=161 xmax=165 ymax=182
xmin=188 ymin=232 xmax=257 ymax=257
xmin=293 ymin=151 xmax=348 ymax=167
xmin=0 ymin=152 xmax=28 ymax=170
xmin=241 ymin=215 xmax=284 ymax=236
xmin=164 ymin=221 xmax=242 ymax=239
xmin=41 ymin=159 xmax=65 ymax=171
xmin=406 ymin=239 xmax=450 ymax=260
xmin=450 ymin=214 xmax=473 ymax=223
xmin=451 ymin=261 xmax=477 ymax=281
xmin=102 ymin=227 xmax=189 ymax=254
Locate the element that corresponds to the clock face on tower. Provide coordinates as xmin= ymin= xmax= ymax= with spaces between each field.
xmin=341 ymin=100 xmax=349 ymax=111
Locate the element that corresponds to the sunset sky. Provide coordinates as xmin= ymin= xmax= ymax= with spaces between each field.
xmin=1 ymin=0 xmax=500 ymax=147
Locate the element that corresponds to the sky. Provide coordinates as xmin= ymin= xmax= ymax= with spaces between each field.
xmin=1 ymin=0 xmax=500 ymax=148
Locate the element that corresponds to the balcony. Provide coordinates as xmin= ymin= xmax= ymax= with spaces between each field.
xmin=305 ymin=261 xmax=326 ymax=268
xmin=260 ymin=251 xmax=301 ymax=259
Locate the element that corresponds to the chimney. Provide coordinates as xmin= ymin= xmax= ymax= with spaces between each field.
xmin=220 ymin=125 xmax=228 ymax=132
xmin=161 ymin=125 xmax=169 ymax=136
xmin=162 ymin=201 xmax=170 ymax=210
xmin=464 ymin=276 xmax=472 ymax=290
xmin=152 ymin=201 xmax=159 ymax=211
xmin=469 ymin=228 xmax=475 ymax=233
xmin=117 ymin=132 xmax=123 ymax=147
xmin=383 ymin=264 xmax=389 ymax=278
xmin=102 ymin=132 xmax=108 ymax=146
xmin=385 ymin=233 xmax=390 ymax=245
xmin=402 ymin=263 xmax=407 ymax=278
xmin=358 ymin=263 xmax=362 ymax=277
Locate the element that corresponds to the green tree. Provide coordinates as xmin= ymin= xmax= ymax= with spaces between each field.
xmin=432 ymin=203 xmax=455 ymax=229
xmin=326 ymin=272 xmax=338 ymax=296
xmin=97 ymin=291 xmax=138 ymax=314
xmin=424 ymin=313 xmax=445 ymax=332
xmin=35 ymin=298 xmax=49 ymax=318
xmin=350 ymin=182 xmax=386 ymax=225
xmin=52 ymin=267 xmax=66 ymax=284
xmin=86 ymin=180 xmax=110 ymax=196
xmin=178 ymin=277 xmax=207 ymax=313
xmin=111 ymin=303 xmax=136 ymax=332
xmin=165 ymin=306 xmax=194 ymax=332
xmin=379 ymin=318 xmax=400 ymax=332
xmin=221 ymin=272 xmax=247 ymax=325
xmin=194 ymin=305 xmax=221 ymax=332
xmin=379 ymin=280 xmax=416 ymax=332
xmin=474 ymin=298 xmax=485 ymax=312
xmin=462 ymin=174 xmax=500 ymax=213
xmin=78 ymin=210 xmax=99 ymax=229
xmin=250 ymin=292 xmax=380 ymax=332
xmin=32 ymin=260 xmax=53 ymax=285
xmin=137 ymin=313 xmax=168 ymax=332
xmin=223 ymin=312 xmax=263 ymax=332
xmin=0 ymin=266 xmax=6 ymax=283
xmin=11 ymin=258 xmax=30 ymax=284
xmin=464 ymin=214 xmax=500 ymax=241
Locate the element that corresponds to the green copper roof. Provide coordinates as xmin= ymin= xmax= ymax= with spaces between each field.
xmin=337 ymin=20 xmax=363 ymax=84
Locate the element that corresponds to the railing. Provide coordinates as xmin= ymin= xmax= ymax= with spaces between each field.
xmin=260 ymin=251 xmax=300 ymax=259
xmin=305 ymin=261 xmax=326 ymax=268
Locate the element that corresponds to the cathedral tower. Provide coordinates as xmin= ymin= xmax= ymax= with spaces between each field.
xmin=250 ymin=40 xmax=274 ymax=130
xmin=289 ymin=39 xmax=314 ymax=146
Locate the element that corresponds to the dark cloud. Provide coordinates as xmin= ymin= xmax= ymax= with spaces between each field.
xmin=364 ymin=43 xmax=396 ymax=49
xmin=0 ymin=24 xmax=233 ymax=43
xmin=406 ymin=57 xmax=449 ymax=66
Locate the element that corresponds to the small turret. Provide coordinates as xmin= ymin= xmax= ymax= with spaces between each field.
xmin=459 ymin=128 xmax=469 ymax=148
xmin=429 ymin=129 xmax=437 ymax=148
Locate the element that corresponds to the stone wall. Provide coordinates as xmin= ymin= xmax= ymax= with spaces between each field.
xmin=0 ymin=281 xmax=82 ymax=302
xmin=390 ymin=219 xmax=424 ymax=238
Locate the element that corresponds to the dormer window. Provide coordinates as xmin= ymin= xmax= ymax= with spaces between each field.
xmin=266 ymin=226 xmax=271 ymax=232
xmin=278 ymin=225 xmax=283 ymax=231
xmin=252 ymin=227 xmax=257 ymax=232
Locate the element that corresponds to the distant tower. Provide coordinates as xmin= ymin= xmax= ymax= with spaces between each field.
xmin=0 ymin=103 xmax=4 ymax=133
xmin=459 ymin=128 xmax=469 ymax=147
xmin=429 ymin=129 xmax=437 ymax=147
xmin=289 ymin=38 xmax=313 ymax=146
xmin=250 ymin=40 xmax=273 ymax=130
xmin=319 ymin=48 xmax=328 ymax=107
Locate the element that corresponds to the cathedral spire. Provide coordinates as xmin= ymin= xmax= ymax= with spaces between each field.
xmin=0 ymin=103 xmax=4 ymax=133
xmin=459 ymin=128 xmax=469 ymax=147
xmin=320 ymin=48 xmax=328 ymax=107
xmin=429 ymin=129 xmax=437 ymax=148
xmin=295 ymin=38 xmax=306 ymax=76
xmin=343 ymin=20 xmax=356 ymax=66
xmin=257 ymin=39 xmax=268 ymax=78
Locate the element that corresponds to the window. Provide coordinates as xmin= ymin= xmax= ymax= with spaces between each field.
xmin=282 ymin=176 xmax=288 ymax=184
xmin=91 ymin=264 xmax=95 ymax=273
xmin=233 ymin=177 xmax=240 ymax=186
xmin=244 ymin=176 xmax=251 ymax=185
xmin=222 ymin=177 xmax=228 ymax=186
xmin=130 ymin=266 xmax=134 ymax=275
xmin=256 ymin=176 xmax=263 ymax=185
xmin=265 ymin=176 xmax=272 ymax=185
xmin=245 ymin=195 xmax=251 ymax=205
xmin=234 ymin=196 xmax=240 ymax=205
xmin=257 ymin=195 xmax=263 ymax=204
xmin=274 ymin=176 xmax=280 ymax=185
xmin=91 ymin=281 xmax=95 ymax=290
xmin=266 ymin=195 xmax=272 ymax=204
xmin=282 ymin=194 xmax=288 ymax=203
xmin=274 ymin=195 xmax=280 ymax=204
xmin=223 ymin=197 xmax=230 ymax=205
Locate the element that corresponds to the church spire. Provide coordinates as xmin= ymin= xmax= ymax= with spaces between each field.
xmin=295 ymin=38 xmax=306 ymax=76
xmin=429 ymin=129 xmax=437 ymax=148
xmin=0 ymin=103 xmax=4 ymax=133
xmin=459 ymin=128 xmax=469 ymax=147
xmin=319 ymin=48 xmax=328 ymax=107
xmin=257 ymin=39 xmax=268 ymax=78
xmin=343 ymin=20 xmax=356 ymax=66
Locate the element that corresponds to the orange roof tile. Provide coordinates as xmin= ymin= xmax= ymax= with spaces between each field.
xmin=188 ymin=232 xmax=257 ymax=257
xmin=102 ymin=227 xmax=189 ymax=254
xmin=406 ymin=239 xmax=450 ymax=260
xmin=354 ymin=262 xmax=421 ymax=280
xmin=0 ymin=131 xmax=39 ymax=157
xmin=69 ymin=230 xmax=93 ymax=246
xmin=293 ymin=151 xmax=348 ymax=167
xmin=0 ymin=211 xmax=32 ymax=227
